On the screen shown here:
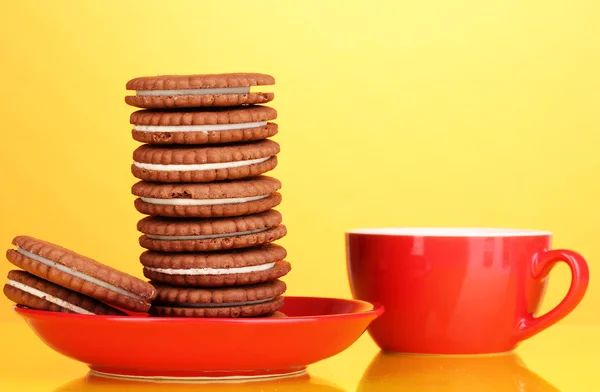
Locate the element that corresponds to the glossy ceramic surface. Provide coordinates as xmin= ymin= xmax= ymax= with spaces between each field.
xmin=14 ymin=296 xmax=383 ymax=379
xmin=2 ymin=320 xmax=598 ymax=391
xmin=346 ymin=228 xmax=589 ymax=354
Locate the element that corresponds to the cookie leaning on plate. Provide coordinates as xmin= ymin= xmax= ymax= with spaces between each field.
xmin=140 ymin=244 xmax=291 ymax=286
xmin=137 ymin=209 xmax=287 ymax=252
xmin=130 ymin=106 xmax=278 ymax=145
xmin=125 ymin=73 xmax=275 ymax=109
xmin=6 ymin=236 xmax=157 ymax=312
xmin=4 ymin=270 xmax=126 ymax=315
xmin=149 ymin=279 xmax=287 ymax=318
xmin=132 ymin=175 xmax=282 ymax=218
xmin=131 ymin=139 xmax=279 ymax=183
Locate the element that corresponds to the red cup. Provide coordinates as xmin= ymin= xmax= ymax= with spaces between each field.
xmin=346 ymin=228 xmax=589 ymax=354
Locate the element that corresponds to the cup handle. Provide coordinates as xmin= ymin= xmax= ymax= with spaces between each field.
xmin=517 ymin=249 xmax=589 ymax=341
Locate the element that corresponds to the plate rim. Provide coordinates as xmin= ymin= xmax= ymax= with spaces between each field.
xmin=13 ymin=295 xmax=384 ymax=323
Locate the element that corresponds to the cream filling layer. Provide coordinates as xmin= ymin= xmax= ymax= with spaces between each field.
xmin=140 ymin=194 xmax=269 ymax=206
xmin=145 ymin=262 xmax=276 ymax=276
xmin=17 ymin=248 xmax=145 ymax=302
xmin=133 ymin=156 xmax=271 ymax=172
xmin=7 ymin=279 xmax=95 ymax=315
xmin=147 ymin=227 xmax=269 ymax=241
xmin=136 ymin=87 xmax=250 ymax=96
xmin=133 ymin=121 xmax=267 ymax=133
xmin=155 ymin=297 xmax=274 ymax=308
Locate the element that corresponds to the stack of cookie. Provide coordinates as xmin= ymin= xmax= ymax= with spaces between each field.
xmin=124 ymin=73 xmax=291 ymax=318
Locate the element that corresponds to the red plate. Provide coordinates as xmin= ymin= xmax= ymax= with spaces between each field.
xmin=15 ymin=296 xmax=383 ymax=380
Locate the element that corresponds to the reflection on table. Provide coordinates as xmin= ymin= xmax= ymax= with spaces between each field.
xmin=357 ymin=351 xmax=559 ymax=392
xmin=54 ymin=371 xmax=347 ymax=392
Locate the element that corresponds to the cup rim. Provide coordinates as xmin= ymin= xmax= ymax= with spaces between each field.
xmin=346 ymin=227 xmax=552 ymax=237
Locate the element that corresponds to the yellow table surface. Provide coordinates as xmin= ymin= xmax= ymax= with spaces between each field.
xmin=0 ymin=320 xmax=598 ymax=391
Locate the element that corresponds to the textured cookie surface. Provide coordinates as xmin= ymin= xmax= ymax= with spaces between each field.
xmin=149 ymin=279 xmax=286 ymax=318
xmin=141 ymin=244 xmax=287 ymax=269
xmin=140 ymin=244 xmax=290 ymax=286
xmin=151 ymin=297 xmax=284 ymax=318
xmin=132 ymin=176 xmax=282 ymax=218
xmin=144 ymin=260 xmax=291 ymax=287
xmin=126 ymin=73 xmax=275 ymax=90
xmin=134 ymin=193 xmax=282 ymax=218
xmin=138 ymin=210 xmax=286 ymax=252
xmin=130 ymin=106 xmax=278 ymax=145
xmin=4 ymin=270 xmax=127 ymax=316
xmin=132 ymin=176 xmax=281 ymax=199
xmin=131 ymin=140 xmax=279 ymax=183
xmin=133 ymin=140 xmax=279 ymax=164
xmin=6 ymin=236 xmax=156 ymax=312
xmin=125 ymin=73 xmax=275 ymax=109
xmin=125 ymin=94 xmax=273 ymax=109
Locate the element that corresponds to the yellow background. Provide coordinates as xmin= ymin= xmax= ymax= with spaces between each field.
xmin=0 ymin=0 xmax=598 ymax=329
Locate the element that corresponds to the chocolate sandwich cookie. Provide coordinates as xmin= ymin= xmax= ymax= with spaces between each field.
xmin=125 ymin=73 xmax=274 ymax=109
xmin=149 ymin=279 xmax=287 ymax=318
xmin=131 ymin=139 xmax=279 ymax=183
xmin=132 ymin=176 xmax=282 ymax=218
xmin=4 ymin=270 xmax=126 ymax=315
xmin=6 ymin=236 xmax=157 ymax=312
xmin=140 ymin=244 xmax=291 ymax=286
xmin=130 ymin=106 xmax=278 ymax=145
xmin=137 ymin=210 xmax=287 ymax=252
